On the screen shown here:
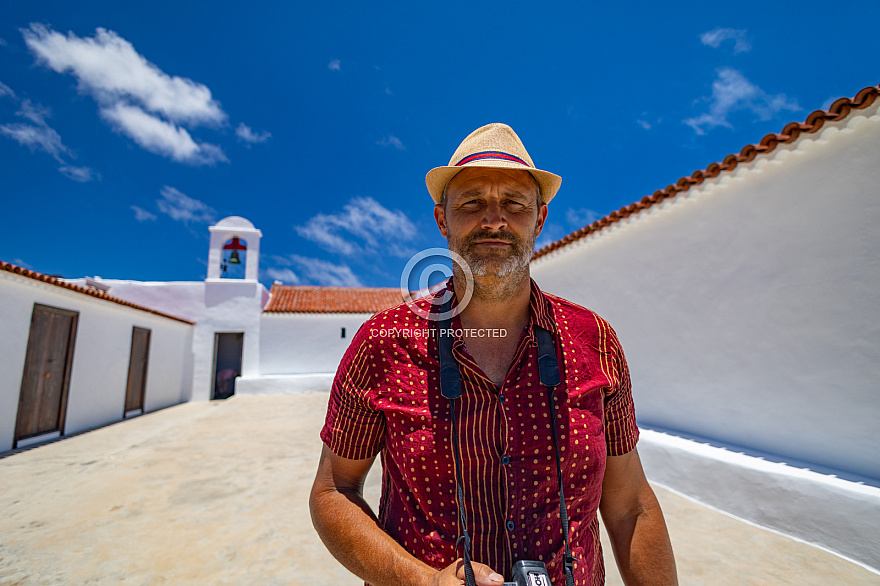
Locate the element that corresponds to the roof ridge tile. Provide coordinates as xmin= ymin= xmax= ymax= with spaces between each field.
xmin=532 ymin=83 xmax=880 ymax=261
xmin=0 ymin=261 xmax=194 ymax=324
xmin=264 ymin=283 xmax=404 ymax=314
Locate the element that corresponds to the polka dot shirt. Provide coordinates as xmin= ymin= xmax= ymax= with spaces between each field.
xmin=321 ymin=279 xmax=639 ymax=586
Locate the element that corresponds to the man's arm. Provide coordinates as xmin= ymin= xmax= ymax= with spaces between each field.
xmin=599 ymin=447 xmax=678 ymax=585
xmin=309 ymin=444 xmax=504 ymax=586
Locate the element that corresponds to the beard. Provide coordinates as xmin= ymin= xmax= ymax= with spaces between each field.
xmin=449 ymin=227 xmax=536 ymax=278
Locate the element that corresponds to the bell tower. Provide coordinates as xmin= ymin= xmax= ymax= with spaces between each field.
xmin=207 ymin=216 xmax=262 ymax=281
xmin=196 ymin=216 xmax=264 ymax=401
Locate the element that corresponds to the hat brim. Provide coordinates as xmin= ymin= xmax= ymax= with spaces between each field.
xmin=426 ymin=161 xmax=562 ymax=204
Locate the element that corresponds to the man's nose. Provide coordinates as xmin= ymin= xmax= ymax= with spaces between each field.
xmin=481 ymin=200 xmax=507 ymax=231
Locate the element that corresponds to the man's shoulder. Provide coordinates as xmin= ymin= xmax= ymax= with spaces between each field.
xmin=543 ymin=291 xmax=611 ymax=328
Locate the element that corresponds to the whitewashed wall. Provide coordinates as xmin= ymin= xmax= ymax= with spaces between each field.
xmin=530 ymin=105 xmax=880 ymax=568
xmin=0 ymin=272 xmax=193 ymax=452
xmin=531 ymin=104 xmax=880 ymax=482
xmin=72 ymin=280 xmax=270 ymax=402
xmin=260 ymin=313 xmax=374 ymax=374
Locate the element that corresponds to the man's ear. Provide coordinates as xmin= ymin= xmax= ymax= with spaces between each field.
xmin=534 ymin=203 xmax=549 ymax=238
xmin=434 ymin=203 xmax=448 ymax=238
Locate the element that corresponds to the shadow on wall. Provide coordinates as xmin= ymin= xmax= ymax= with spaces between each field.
xmin=641 ymin=423 xmax=880 ymax=488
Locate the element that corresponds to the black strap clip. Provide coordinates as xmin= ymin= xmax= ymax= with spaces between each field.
xmin=536 ymin=326 xmax=561 ymax=388
xmin=437 ymin=298 xmax=462 ymax=399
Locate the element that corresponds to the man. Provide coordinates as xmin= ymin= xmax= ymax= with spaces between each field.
xmin=310 ymin=123 xmax=678 ymax=585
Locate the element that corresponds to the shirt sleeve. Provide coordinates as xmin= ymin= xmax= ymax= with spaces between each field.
xmin=320 ymin=324 xmax=386 ymax=460
xmin=601 ymin=321 xmax=639 ymax=456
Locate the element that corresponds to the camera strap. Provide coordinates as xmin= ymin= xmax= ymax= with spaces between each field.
xmin=437 ymin=296 xmax=577 ymax=586
xmin=437 ymin=299 xmax=476 ymax=586
xmin=536 ymin=326 xmax=577 ymax=586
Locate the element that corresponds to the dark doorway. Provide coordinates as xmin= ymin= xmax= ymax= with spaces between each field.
xmin=212 ymin=332 xmax=243 ymax=400
xmin=14 ymin=304 xmax=79 ymax=448
xmin=124 ymin=327 xmax=151 ymax=417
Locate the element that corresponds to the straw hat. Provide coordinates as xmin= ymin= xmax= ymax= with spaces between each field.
xmin=425 ymin=123 xmax=562 ymax=204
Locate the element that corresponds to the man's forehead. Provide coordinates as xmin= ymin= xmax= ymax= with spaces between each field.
xmin=447 ymin=167 xmax=539 ymax=193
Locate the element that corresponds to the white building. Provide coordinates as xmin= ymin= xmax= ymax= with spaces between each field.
xmin=239 ymin=285 xmax=402 ymax=394
xmin=530 ymin=84 xmax=880 ymax=570
xmin=0 ymin=261 xmax=193 ymax=451
xmin=70 ymin=216 xmax=270 ymax=403
xmin=62 ymin=216 xmax=402 ymax=399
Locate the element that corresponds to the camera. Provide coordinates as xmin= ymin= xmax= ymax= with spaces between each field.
xmin=502 ymin=560 xmax=552 ymax=586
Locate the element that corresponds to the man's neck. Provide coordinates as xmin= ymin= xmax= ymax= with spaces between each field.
xmin=453 ymin=269 xmax=532 ymax=331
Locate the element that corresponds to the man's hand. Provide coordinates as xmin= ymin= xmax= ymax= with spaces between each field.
xmin=431 ymin=559 xmax=505 ymax=586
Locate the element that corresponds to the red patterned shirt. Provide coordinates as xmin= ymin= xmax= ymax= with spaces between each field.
xmin=320 ymin=279 xmax=639 ymax=586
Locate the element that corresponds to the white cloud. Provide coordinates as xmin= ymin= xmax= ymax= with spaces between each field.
xmin=101 ymin=102 xmax=227 ymax=165
xmin=21 ymin=24 xmax=229 ymax=165
xmin=700 ymin=28 xmax=752 ymax=54
xmin=265 ymin=267 xmax=299 ymax=284
xmin=377 ymin=135 xmax=405 ymax=150
xmin=684 ymin=68 xmax=800 ymax=135
xmin=0 ymin=96 xmax=99 ymax=181
xmin=131 ymin=205 xmax=157 ymax=221
xmin=566 ymin=208 xmax=600 ymax=227
xmin=22 ymin=24 xmax=225 ymax=125
xmin=59 ymin=165 xmax=98 ymax=182
xmin=0 ymin=81 xmax=15 ymax=98
xmin=328 ymin=59 xmax=341 ymax=71
xmin=636 ymin=111 xmax=661 ymax=130
xmin=0 ymin=121 xmax=70 ymax=162
xmin=296 ymin=220 xmax=357 ymax=255
xmin=235 ymin=122 xmax=270 ymax=145
xmin=274 ymin=254 xmax=362 ymax=287
xmin=156 ymin=185 xmax=216 ymax=224
xmin=295 ymin=196 xmax=418 ymax=257
xmin=17 ymin=99 xmax=51 ymax=125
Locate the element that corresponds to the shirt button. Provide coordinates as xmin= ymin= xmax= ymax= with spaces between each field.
xmin=506 ymin=520 xmax=515 ymax=531
xmin=501 ymin=455 xmax=510 ymax=465
xmin=499 ymin=394 xmax=506 ymax=403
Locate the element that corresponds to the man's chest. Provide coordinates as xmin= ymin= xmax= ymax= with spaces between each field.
xmin=369 ymin=346 xmax=611 ymax=485
xmin=460 ymin=333 xmax=524 ymax=388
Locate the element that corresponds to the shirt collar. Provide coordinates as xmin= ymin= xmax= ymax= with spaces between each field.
xmin=528 ymin=278 xmax=557 ymax=336
xmin=438 ymin=276 xmax=558 ymax=337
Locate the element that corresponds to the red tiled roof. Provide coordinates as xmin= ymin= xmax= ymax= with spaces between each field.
xmin=0 ymin=260 xmax=194 ymax=325
xmin=264 ymin=284 xmax=404 ymax=313
xmin=532 ymin=83 xmax=880 ymax=261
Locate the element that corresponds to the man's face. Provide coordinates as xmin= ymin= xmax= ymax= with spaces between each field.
xmin=434 ymin=167 xmax=548 ymax=277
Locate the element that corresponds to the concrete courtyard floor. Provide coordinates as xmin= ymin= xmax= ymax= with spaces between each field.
xmin=1 ymin=394 xmax=877 ymax=586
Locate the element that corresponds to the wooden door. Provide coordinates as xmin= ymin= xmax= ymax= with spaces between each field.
xmin=14 ymin=304 xmax=79 ymax=445
xmin=124 ymin=327 xmax=151 ymax=416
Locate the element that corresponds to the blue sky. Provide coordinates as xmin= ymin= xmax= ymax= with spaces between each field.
xmin=2 ymin=1 xmax=877 ymax=290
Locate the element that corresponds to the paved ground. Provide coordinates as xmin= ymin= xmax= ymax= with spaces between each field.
xmin=0 ymin=394 xmax=877 ymax=586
